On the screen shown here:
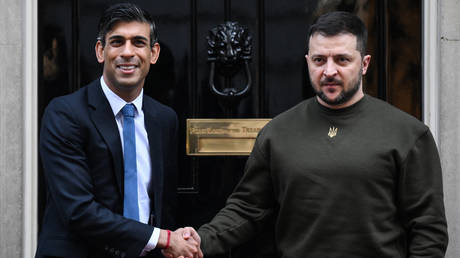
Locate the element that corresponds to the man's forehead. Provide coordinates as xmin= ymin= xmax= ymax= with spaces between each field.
xmin=308 ymin=32 xmax=358 ymax=54
xmin=106 ymin=21 xmax=150 ymax=37
xmin=309 ymin=31 xmax=357 ymax=39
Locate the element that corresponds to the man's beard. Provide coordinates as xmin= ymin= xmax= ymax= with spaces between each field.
xmin=313 ymin=70 xmax=362 ymax=106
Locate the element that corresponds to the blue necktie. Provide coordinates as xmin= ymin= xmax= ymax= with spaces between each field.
xmin=121 ymin=104 xmax=139 ymax=221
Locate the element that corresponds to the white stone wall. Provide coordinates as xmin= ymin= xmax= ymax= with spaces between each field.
xmin=439 ymin=0 xmax=460 ymax=257
xmin=0 ymin=0 xmax=24 ymax=257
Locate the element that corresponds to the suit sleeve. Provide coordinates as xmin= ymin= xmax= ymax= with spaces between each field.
xmin=398 ymin=130 xmax=448 ymax=257
xmin=198 ymin=133 xmax=276 ymax=255
xmin=40 ymin=98 xmax=153 ymax=258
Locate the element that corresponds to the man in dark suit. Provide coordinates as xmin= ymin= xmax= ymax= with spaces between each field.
xmin=36 ymin=3 xmax=202 ymax=258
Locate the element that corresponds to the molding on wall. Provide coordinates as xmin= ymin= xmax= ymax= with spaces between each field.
xmin=23 ymin=0 xmax=38 ymax=256
xmin=423 ymin=0 xmax=440 ymax=144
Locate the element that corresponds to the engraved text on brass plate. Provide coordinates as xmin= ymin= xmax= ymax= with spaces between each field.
xmin=186 ymin=119 xmax=271 ymax=156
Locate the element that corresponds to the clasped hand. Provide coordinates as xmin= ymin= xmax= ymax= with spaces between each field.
xmin=162 ymin=227 xmax=203 ymax=258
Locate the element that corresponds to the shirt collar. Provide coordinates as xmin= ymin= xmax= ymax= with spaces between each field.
xmin=100 ymin=76 xmax=143 ymax=117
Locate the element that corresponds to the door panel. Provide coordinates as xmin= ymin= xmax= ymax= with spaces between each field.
xmin=38 ymin=1 xmax=421 ymax=257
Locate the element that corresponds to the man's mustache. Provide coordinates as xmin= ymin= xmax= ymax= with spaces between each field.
xmin=320 ymin=78 xmax=343 ymax=86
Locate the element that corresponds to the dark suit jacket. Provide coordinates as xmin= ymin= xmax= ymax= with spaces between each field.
xmin=36 ymin=79 xmax=178 ymax=258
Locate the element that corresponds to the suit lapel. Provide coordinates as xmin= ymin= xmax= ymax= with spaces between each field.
xmin=86 ymin=82 xmax=165 ymax=223
xmin=143 ymin=99 xmax=164 ymax=226
xmin=87 ymin=81 xmax=124 ymax=196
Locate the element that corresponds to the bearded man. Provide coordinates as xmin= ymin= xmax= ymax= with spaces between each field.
xmin=171 ymin=11 xmax=448 ymax=258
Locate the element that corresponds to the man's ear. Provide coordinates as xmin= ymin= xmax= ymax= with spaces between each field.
xmin=95 ymin=41 xmax=105 ymax=63
xmin=150 ymin=42 xmax=161 ymax=64
xmin=362 ymin=55 xmax=371 ymax=75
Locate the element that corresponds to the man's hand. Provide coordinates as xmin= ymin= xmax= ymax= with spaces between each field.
xmin=181 ymin=227 xmax=201 ymax=247
xmin=160 ymin=227 xmax=203 ymax=258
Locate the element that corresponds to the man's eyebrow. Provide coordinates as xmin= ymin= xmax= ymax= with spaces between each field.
xmin=107 ymin=35 xmax=149 ymax=41
xmin=336 ymin=53 xmax=353 ymax=57
xmin=310 ymin=53 xmax=353 ymax=58
xmin=108 ymin=35 xmax=124 ymax=41
xmin=132 ymin=36 xmax=148 ymax=41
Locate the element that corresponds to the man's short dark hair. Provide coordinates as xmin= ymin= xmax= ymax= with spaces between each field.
xmin=307 ymin=11 xmax=368 ymax=56
xmin=97 ymin=3 xmax=158 ymax=47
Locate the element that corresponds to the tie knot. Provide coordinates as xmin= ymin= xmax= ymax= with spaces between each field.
xmin=121 ymin=104 xmax=136 ymax=118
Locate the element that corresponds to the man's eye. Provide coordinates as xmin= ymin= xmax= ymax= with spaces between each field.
xmin=313 ymin=57 xmax=324 ymax=63
xmin=134 ymin=40 xmax=147 ymax=47
xmin=338 ymin=57 xmax=350 ymax=63
xmin=110 ymin=40 xmax=123 ymax=46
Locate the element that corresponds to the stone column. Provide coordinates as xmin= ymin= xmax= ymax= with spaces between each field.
xmin=0 ymin=0 xmax=25 ymax=257
xmin=439 ymin=0 xmax=460 ymax=257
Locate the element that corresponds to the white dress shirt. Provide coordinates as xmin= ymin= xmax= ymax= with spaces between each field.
xmin=100 ymin=77 xmax=159 ymax=254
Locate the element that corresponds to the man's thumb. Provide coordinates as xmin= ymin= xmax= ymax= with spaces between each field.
xmin=183 ymin=228 xmax=191 ymax=239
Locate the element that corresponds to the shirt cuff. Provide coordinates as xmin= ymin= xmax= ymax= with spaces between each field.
xmin=140 ymin=227 xmax=160 ymax=256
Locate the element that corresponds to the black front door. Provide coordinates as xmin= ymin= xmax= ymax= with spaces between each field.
xmin=38 ymin=1 xmax=421 ymax=257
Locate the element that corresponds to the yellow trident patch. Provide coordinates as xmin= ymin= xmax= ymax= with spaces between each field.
xmin=328 ymin=126 xmax=338 ymax=138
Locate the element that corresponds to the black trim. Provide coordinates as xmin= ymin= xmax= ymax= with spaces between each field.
xmin=377 ymin=0 xmax=388 ymax=100
xmin=258 ymin=0 xmax=266 ymax=116
xmin=72 ymin=0 xmax=80 ymax=91
xmin=225 ymin=0 xmax=231 ymax=21
xmin=190 ymin=0 xmax=198 ymax=117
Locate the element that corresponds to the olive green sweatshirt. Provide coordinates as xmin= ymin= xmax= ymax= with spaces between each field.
xmin=198 ymin=95 xmax=448 ymax=258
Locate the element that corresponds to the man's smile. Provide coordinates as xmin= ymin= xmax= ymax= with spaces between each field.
xmin=117 ymin=63 xmax=138 ymax=74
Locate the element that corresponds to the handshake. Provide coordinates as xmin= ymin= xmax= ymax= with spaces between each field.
xmin=159 ymin=227 xmax=203 ymax=258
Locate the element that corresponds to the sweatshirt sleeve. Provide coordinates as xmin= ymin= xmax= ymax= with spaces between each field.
xmin=198 ymin=136 xmax=276 ymax=255
xmin=398 ymin=130 xmax=448 ymax=258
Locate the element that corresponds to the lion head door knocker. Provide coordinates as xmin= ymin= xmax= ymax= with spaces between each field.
xmin=207 ymin=21 xmax=253 ymax=105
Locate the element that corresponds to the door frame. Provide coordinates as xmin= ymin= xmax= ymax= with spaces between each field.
xmin=24 ymin=0 xmax=39 ymax=257
xmin=22 ymin=0 xmax=439 ymax=256
xmin=423 ymin=0 xmax=440 ymax=144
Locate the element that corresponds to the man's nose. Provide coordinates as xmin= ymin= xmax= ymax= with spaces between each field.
xmin=323 ymin=59 xmax=337 ymax=77
xmin=121 ymin=41 xmax=135 ymax=57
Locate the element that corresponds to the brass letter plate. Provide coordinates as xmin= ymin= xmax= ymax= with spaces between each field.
xmin=186 ymin=119 xmax=271 ymax=156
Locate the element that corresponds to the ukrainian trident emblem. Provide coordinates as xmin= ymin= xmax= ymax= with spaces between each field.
xmin=328 ymin=126 xmax=338 ymax=138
